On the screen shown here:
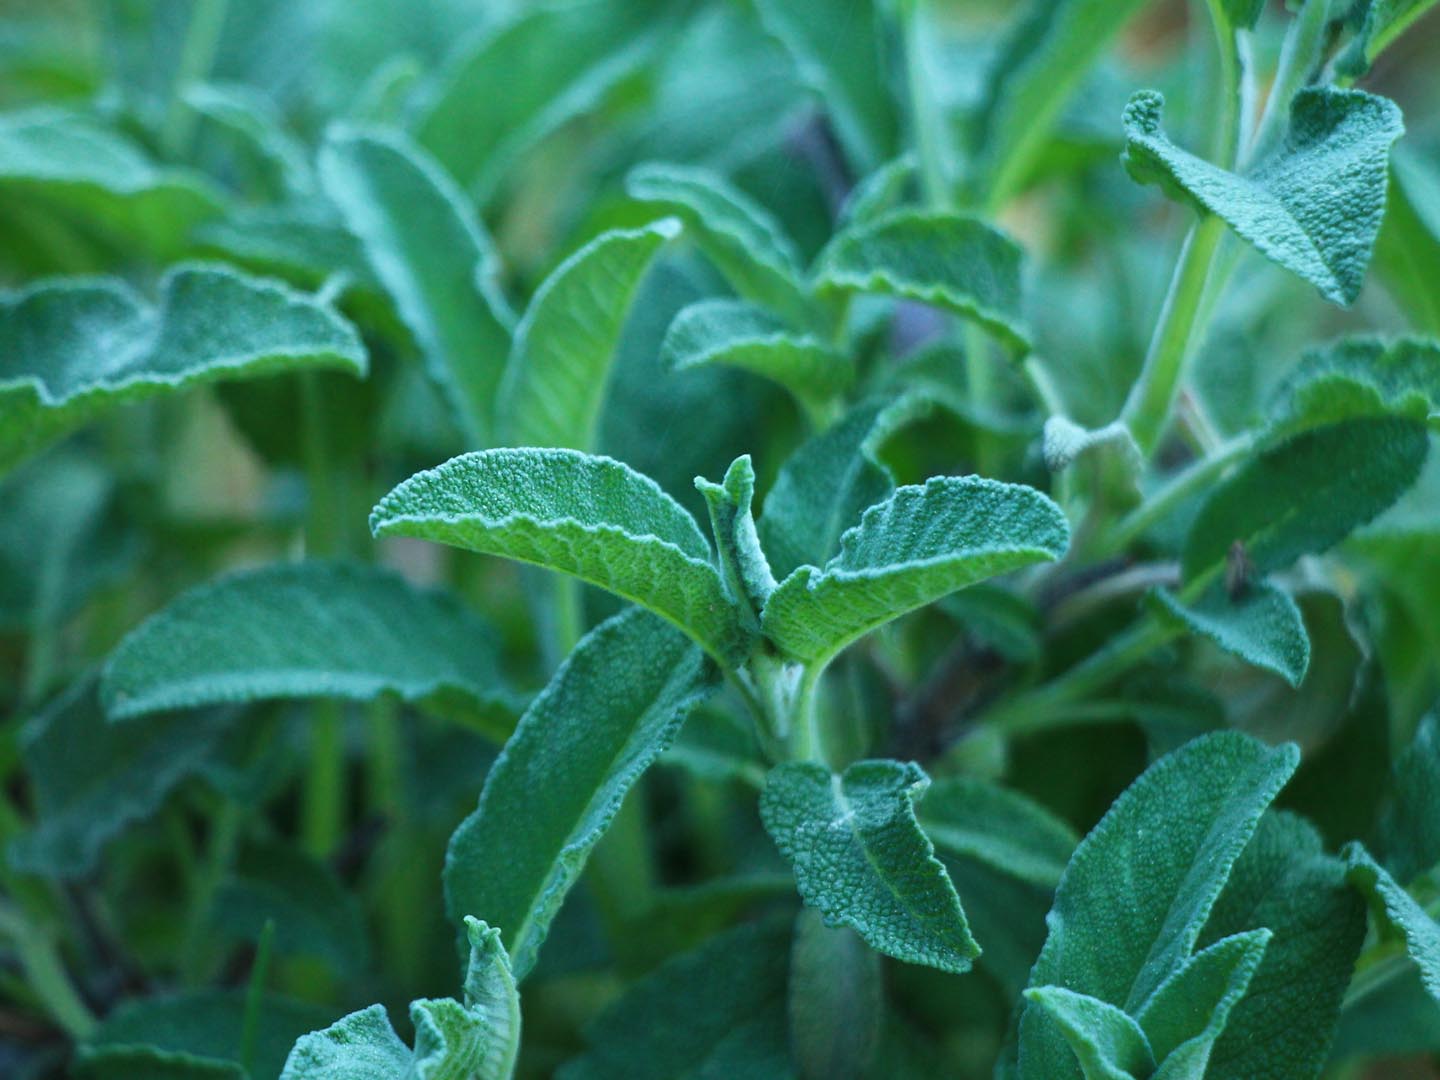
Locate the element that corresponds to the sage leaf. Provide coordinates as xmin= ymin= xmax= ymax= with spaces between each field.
xmin=695 ymin=455 xmax=776 ymax=625
xmin=498 ymin=219 xmax=679 ymax=450
xmin=788 ymin=910 xmax=882 ymax=1080
xmin=1151 ymin=582 xmax=1311 ymax=687
xmin=444 ymin=609 xmax=714 ymax=979
xmin=1374 ymin=708 xmax=1440 ymax=885
xmin=1267 ymin=335 xmax=1440 ymax=438
xmin=1338 ymin=0 xmax=1440 ymax=75
xmin=661 ymin=298 xmax=852 ymax=409
xmin=1121 ymin=88 xmax=1404 ymax=305
xmin=1021 ymin=988 xmax=1155 ymax=1080
xmin=1016 ymin=732 xmax=1299 ymax=1079
xmin=760 ymin=758 xmax=981 ymax=974
xmin=370 ymin=448 xmax=750 ymax=664
xmin=1374 ymin=144 xmax=1440 ymax=330
xmin=0 ymin=264 xmax=366 ymax=474
xmin=100 ymin=561 xmax=517 ymax=739
xmin=1344 ymin=844 xmax=1440 ymax=1006
xmin=761 ymin=475 xmax=1068 ymax=665
xmin=812 ymin=209 xmax=1031 ymax=354
xmin=917 ymin=776 xmax=1079 ymax=889
xmin=319 ymin=125 xmax=512 ymax=442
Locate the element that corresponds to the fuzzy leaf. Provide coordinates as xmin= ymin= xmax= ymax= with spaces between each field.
xmin=788 ymin=910 xmax=882 ymax=1080
xmin=499 ymin=219 xmax=679 ymax=450
xmin=1121 ymin=88 xmax=1403 ymax=305
xmin=695 ymin=455 xmax=776 ymax=625
xmin=761 ymin=475 xmax=1068 ymax=665
xmin=0 ymin=264 xmax=365 ymax=474
xmin=1017 ymin=732 xmax=1299 ymax=1080
xmin=445 ymin=609 xmax=714 ymax=979
xmin=661 ymin=298 xmax=852 ymax=408
xmin=100 ymin=562 xmax=516 ymax=738
xmin=319 ymin=125 xmax=512 ymax=442
xmin=1042 ymin=417 xmax=1140 ymax=474
xmin=1345 ymin=844 xmax=1440 ymax=1006
xmin=1338 ymin=0 xmax=1440 ymax=75
xmin=1151 ymin=582 xmax=1311 ymax=687
xmin=1021 ymin=988 xmax=1155 ymax=1080
xmin=1267 ymin=335 xmax=1440 ymax=438
xmin=812 ymin=209 xmax=1031 ymax=353
xmin=917 ymin=776 xmax=1079 ymax=889
xmin=370 ymin=449 xmax=749 ymax=664
xmin=1374 ymin=708 xmax=1440 ymax=886
xmin=761 ymin=758 xmax=980 ymax=974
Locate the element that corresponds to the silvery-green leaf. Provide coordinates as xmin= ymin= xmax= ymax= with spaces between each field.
xmin=1021 ymin=988 xmax=1155 ymax=1080
xmin=1337 ymin=0 xmax=1440 ymax=75
xmin=917 ymin=776 xmax=1079 ymax=889
xmin=762 ymin=476 xmax=1068 ymax=665
xmin=1267 ymin=335 xmax=1440 ymax=439
xmin=1042 ymin=417 xmax=1140 ymax=474
xmin=370 ymin=449 xmax=750 ymax=664
xmin=1344 ymin=843 xmax=1440 ymax=1006
xmin=194 ymin=206 xmax=379 ymax=297
xmin=695 ymin=455 xmax=776 ymax=626
xmin=183 ymin=82 xmax=314 ymax=200
xmin=498 ymin=219 xmax=678 ymax=450
xmin=0 ymin=264 xmax=366 ymax=474
xmin=444 ymin=609 xmax=713 ymax=979
xmin=761 ymin=758 xmax=980 ymax=974
xmin=1121 ymin=88 xmax=1403 ymax=305
xmin=1151 ymin=582 xmax=1311 ymax=687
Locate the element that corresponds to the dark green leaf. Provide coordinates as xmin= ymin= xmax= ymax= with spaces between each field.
xmin=1021 ymin=987 xmax=1155 ymax=1080
xmin=1345 ymin=843 xmax=1440 ymax=1006
xmin=1374 ymin=707 xmax=1440 ymax=885
xmin=1151 ymin=582 xmax=1311 ymax=687
xmin=1337 ymin=0 xmax=1440 ymax=75
xmin=788 ymin=909 xmax=882 ymax=1080
xmin=917 ymin=776 xmax=1079 ymax=889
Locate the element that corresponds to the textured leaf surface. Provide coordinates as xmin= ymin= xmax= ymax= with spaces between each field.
xmin=1121 ymin=88 xmax=1403 ymax=305
xmin=370 ymin=449 xmax=748 ymax=664
xmin=101 ymin=561 xmax=516 ymax=736
xmin=1345 ymin=844 xmax=1440 ymax=1005
xmin=320 ymin=126 xmax=511 ymax=441
xmin=1151 ymin=582 xmax=1311 ymax=687
xmin=761 ymin=759 xmax=980 ymax=973
xmin=445 ymin=609 xmax=713 ymax=978
xmin=1016 ymin=732 xmax=1298 ymax=1080
xmin=1374 ymin=708 xmax=1440 ymax=885
xmin=661 ymin=298 xmax=852 ymax=408
xmin=499 ymin=220 xmax=678 ymax=450
xmin=762 ymin=476 xmax=1068 ymax=664
xmin=917 ymin=776 xmax=1079 ymax=888
xmin=0 ymin=264 xmax=365 ymax=474
xmin=1022 ymin=988 xmax=1155 ymax=1080
xmin=788 ymin=910 xmax=882 ymax=1080
xmin=1268 ymin=335 xmax=1440 ymax=438
xmin=812 ymin=210 xmax=1030 ymax=353
xmin=696 ymin=455 xmax=775 ymax=626
xmin=559 ymin=919 xmax=794 ymax=1080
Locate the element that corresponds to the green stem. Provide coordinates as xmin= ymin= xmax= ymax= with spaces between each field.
xmin=1103 ymin=432 xmax=1256 ymax=552
xmin=901 ymin=0 xmax=952 ymax=209
xmin=786 ymin=666 xmax=826 ymax=766
xmin=239 ymin=919 xmax=276 ymax=1075
xmin=1246 ymin=0 xmax=1336 ymax=167
xmin=182 ymin=799 xmax=242 ymax=983
xmin=160 ymin=0 xmax=229 ymax=157
xmin=0 ymin=903 xmax=95 ymax=1040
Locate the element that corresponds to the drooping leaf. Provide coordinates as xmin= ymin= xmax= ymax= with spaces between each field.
xmin=1121 ymin=88 xmax=1404 ymax=305
xmin=370 ymin=449 xmax=749 ymax=664
xmin=1374 ymin=708 xmax=1440 ymax=885
xmin=695 ymin=455 xmax=776 ymax=626
xmin=1267 ymin=335 xmax=1440 ymax=439
xmin=761 ymin=758 xmax=980 ymax=974
xmin=0 ymin=263 xmax=366 ymax=474
xmin=100 ymin=561 xmax=517 ymax=739
xmin=1041 ymin=417 xmax=1140 ymax=475
xmin=1181 ymin=416 xmax=1429 ymax=581
xmin=661 ymin=298 xmax=852 ymax=410
xmin=559 ymin=919 xmax=794 ymax=1080
xmin=1345 ymin=844 xmax=1440 ymax=1005
xmin=498 ymin=219 xmax=678 ymax=450
xmin=788 ymin=909 xmax=882 ymax=1080
xmin=1151 ymin=581 xmax=1311 ymax=687
xmin=916 ymin=776 xmax=1079 ymax=889
xmin=1016 ymin=732 xmax=1299 ymax=1080
xmin=812 ymin=209 xmax=1031 ymax=354
xmin=1337 ymin=0 xmax=1440 ymax=75
xmin=1021 ymin=988 xmax=1155 ymax=1080
xmin=444 ymin=609 xmax=714 ymax=979
xmin=319 ymin=125 xmax=512 ymax=442
xmin=761 ymin=475 xmax=1068 ymax=665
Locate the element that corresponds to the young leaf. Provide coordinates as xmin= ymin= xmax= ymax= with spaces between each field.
xmin=1150 ymin=581 xmax=1311 ymax=688
xmin=788 ymin=910 xmax=882 ymax=1080
xmin=1021 ymin=987 xmax=1156 ymax=1080
xmin=370 ymin=449 xmax=750 ymax=664
xmin=100 ymin=561 xmax=517 ymax=739
xmin=319 ymin=125 xmax=512 ymax=442
xmin=1121 ymin=88 xmax=1404 ymax=305
xmin=1017 ymin=732 xmax=1299 ymax=1080
xmin=444 ymin=609 xmax=714 ymax=979
xmin=661 ymin=298 xmax=853 ymax=409
xmin=498 ymin=219 xmax=679 ymax=450
xmin=760 ymin=758 xmax=981 ymax=974
xmin=916 ymin=776 xmax=1079 ymax=889
xmin=0 ymin=264 xmax=366 ymax=474
xmin=460 ymin=917 xmax=523 ymax=1080
xmin=761 ymin=476 xmax=1068 ymax=665
xmin=812 ymin=209 xmax=1031 ymax=354
xmin=1374 ymin=708 xmax=1440 ymax=886
xmin=1344 ymin=844 xmax=1440 ymax=1006
xmin=695 ymin=455 xmax=776 ymax=625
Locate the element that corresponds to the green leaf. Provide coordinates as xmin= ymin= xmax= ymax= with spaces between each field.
xmin=1016 ymin=732 xmax=1299 ymax=1080
xmin=760 ymin=758 xmax=980 ymax=974
xmin=813 ymin=210 xmax=1030 ymax=354
xmin=460 ymin=917 xmax=523 ymax=1080
xmin=1374 ymin=708 xmax=1440 ymax=885
xmin=661 ymin=298 xmax=852 ymax=409
xmin=559 ymin=919 xmax=794 ymax=1080
xmin=194 ymin=205 xmax=379 ymax=297
xmin=279 ymin=1005 xmax=409 ymax=1079
xmin=72 ymin=1051 xmax=242 ymax=1080
xmin=696 ymin=455 xmax=776 ymax=627
xmin=371 ymin=449 xmax=748 ymax=664
xmin=788 ymin=909 xmax=882 ymax=1080
xmin=1021 ymin=987 xmax=1155 ymax=1080
xmin=100 ymin=561 xmax=517 ymax=739
xmin=761 ymin=475 xmax=1068 ymax=665
xmin=8 ymin=678 xmax=235 ymax=877
xmin=917 ymin=776 xmax=1079 ymax=889
xmin=1221 ymin=0 xmax=1267 ymax=28
xmin=1181 ymin=416 xmax=1430 ymax=581
xmin=626 ymin=162 xmax=812 ymax=323
xmin=1151 ymin=582 xmax=1311 ymax=687
xmin=1200 ymin=812 xmax=1367 ymax=1080
xmin=444 ymin=609 xmax=714 ymax=979
xmin=1337 ymin=0 xmax=1440 ymax=75
xmin=1121 ymin=88 xmax=1404 ymax=305
xmin=498 ymin=219 xmax=679 ymax=450
xmin=1268 ymin=335 xmax=1440 ymax=438
xmin=0 ymin=264 xmax=366 ymax=474
xmin=319 ymin=125 xmax=512 ymax=443
xmin=1345 ymin=843 xmax=1440 ymax=1006
xmin=1374 ymin=145 xmax=1440 ymax=331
